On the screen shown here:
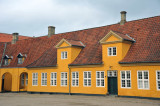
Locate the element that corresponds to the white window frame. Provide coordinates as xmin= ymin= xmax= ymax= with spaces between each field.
xmin=32 ymin=73 xmax=38 ymax=86
xmin=120 ymin=71 xmax=131 ymax=88
xmin=83 ymin=71 xmax=91 ymax=87
xmin=72 ymin=72 xmax=79 ymax=87
xmin=41 ymin=73 xmax=47 ymax=86
xmin=61 ymin=51 xmax=68 ymax=59
xmin=156 ymin=71 xmax=160 ymax=90
xmin=61 ymin=72 xmax=67 ymax=86
xmin=108 ymin=47 xmax=117 ymax=56
xmin=96 ymin=71 xmax=105 ymax=87
xmin=137 ymin=71 xmax=150 ymax=89
xmin=50 ymin=72 xmax=57 ymax=86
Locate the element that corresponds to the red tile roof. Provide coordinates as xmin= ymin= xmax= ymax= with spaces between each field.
xmin=0 ymin=15 xmax=160 ymax=67
xmin=0 ymin=33 xmax=31 ymax=42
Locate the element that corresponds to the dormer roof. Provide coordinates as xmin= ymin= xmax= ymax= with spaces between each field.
xmin=100 ymin=30 xmax=135 ymax=44
xmin=55 ymin=38 xmax=85 ymax=48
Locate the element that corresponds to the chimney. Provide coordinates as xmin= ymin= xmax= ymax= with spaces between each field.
xmin=48 ymin=26 xmax=55 ymax=37
xmin=12 ymin=33 xmax=19 ymax=44
xmin=120 ymin=11 xmax=127 ymax=25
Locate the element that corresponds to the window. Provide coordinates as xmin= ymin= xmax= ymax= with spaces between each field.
xmin=4 ymin=59 xmax=9 ymax=65
xmin=21 ymin=74 xmax=24 ymax=86
xmin=96 ymin=71 xmax=105 ymax=87
xmin=83 ymin=71 xmax=91 ymax=86
xmin=61 ymin=72 xmax=67 ymax=86
xmin=121 ymin=71 xmax=131 ymax=88
xmin=72 ymin=72 xmax=79 ymax=86
xmin=108 ymin=47 xmax=116 ymax=56
xmin=137 ymin=71 xmax=149 ymax=89
xmin=61 ymin=51 xmax=67 ymax=59
xmin=108 ymin=71 xmax=117 ymax=77
xmin=32 ymin=73 xmax=38 ymax=86
xmin=26 ymin=74 xmax=28 ymax=86
xmin=51 ymin=72 xmax=57 ymax=86
xmin=156 ymin=71 xmax=160 ymax=90
xmin=18 ymin=58 xmax=23 ymax=64
xmin=41 ymin=73 xmax=47 ymax=86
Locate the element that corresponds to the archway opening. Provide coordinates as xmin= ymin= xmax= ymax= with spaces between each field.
xmin=1 ymin=72 xmax=12 ymax=92
xmin=19 ymin=72 xmax=28 ymax=91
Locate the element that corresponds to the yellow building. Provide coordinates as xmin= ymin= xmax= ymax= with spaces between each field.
xmin=0 ymin=11 xmax=160 ymax=99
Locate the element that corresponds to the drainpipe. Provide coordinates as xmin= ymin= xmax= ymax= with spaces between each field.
xmin=0 ymin=43 xmax=7 ymax=67
xmin=68 ymin=66 xmax=71 ymax=95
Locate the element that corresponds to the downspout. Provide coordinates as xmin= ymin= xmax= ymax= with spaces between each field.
xmin=0 ymin=43 xmax=7 ymax=67
xmin=68 ymin=65 xmax=71 ymax=95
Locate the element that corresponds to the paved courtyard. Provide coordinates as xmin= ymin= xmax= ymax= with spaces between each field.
xmin=0 ymin=93 xmax=160 ymax=106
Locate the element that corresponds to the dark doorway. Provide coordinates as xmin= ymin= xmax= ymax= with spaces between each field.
xmin=107 ymin=71 xmax=118 ymax=95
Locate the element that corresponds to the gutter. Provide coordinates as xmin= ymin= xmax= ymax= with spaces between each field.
xmin=26 ymin=65 xmax=57 ymax=68
xmin=69 ymin=62 xmax=103 ymax=66
xmin=0 ymin=43 xmax=7 ymax=67
xmin=119 ymin=61 xmax=160 ymax=64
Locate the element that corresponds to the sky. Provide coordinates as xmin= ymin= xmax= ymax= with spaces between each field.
xmin=0 ymin=0 xmax=160 ymax=37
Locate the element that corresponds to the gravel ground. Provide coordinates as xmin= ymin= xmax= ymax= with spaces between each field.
xmin=0 ymin=93 xmax=160 ymax=106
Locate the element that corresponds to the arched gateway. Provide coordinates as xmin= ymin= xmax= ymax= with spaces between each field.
xmin=1 ymin=72 xmax=12 ymax=92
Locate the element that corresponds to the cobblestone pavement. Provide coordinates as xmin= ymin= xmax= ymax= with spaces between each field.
xmin=0 ymin=93 xmax=160 ymax=106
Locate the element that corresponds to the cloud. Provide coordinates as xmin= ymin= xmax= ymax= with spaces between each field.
xmin=0 ymin=0 xmax=159 ymax=37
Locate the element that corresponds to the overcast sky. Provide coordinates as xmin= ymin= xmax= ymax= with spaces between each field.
xmin=0 ymin=0 xmax=160 ymax=37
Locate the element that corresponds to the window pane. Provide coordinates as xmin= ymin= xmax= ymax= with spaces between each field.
xmin=127 ymin=80 xmax=131 ymax=87
xmin=138 ymin=72 xmax=142 ymax=79
xmin=138 ymin=80 xmax=143 ymax=88
xmin=113 ymin=47 xmax=116 ymax=55
xmin=54 ymin=80 xmax=57 ymax=85
xmin=158 ymin=72 xmax=160 ymax=79
xmin=84 ymin=72 xmax=87 ymax=78
xmin=88 ymin=72 xmax=91 ymax=78
xmin=144 ymin=72 xmax=148 ymax=79
xmin=158 ymin=81 xmax=160 ymax=89
xmin=108 ymin=48 xmax=112 ymax=56
xmin=61 ymin=73 xmax=64 ymax=78
xmin=88 ymin=79 xmax=91 ymax=86
xmin=121 ymin=71 xmax=125 ymax=79
xmin=84 ymin=80 xmax=87 ymax=86
xmin=76 ymin=80 xmax=78 ymax=86
xmin=76 ymin=72 xmax=79 ymax=78
xmin=144 ymin=81 xmax=149 ymax=89
xmin=101 ymin=79 xmax=104 ymax=86
xmin=72 ymin=72 xmax=75 ymax=78
xmin=61 ymin=80 xmax=64 ymax=85
xmin=97 ymin=72 xmax=100 ymax=78
xmin=97 ymin=79 xmax=100 ymax=86
xmin=54 ymin=73 xmax=57 ymax=78
xmin=122 ymin=80 xmax=125 ymax=87
xmin=108 ymin=71 xmax=112 ymax=77
xmin=65 ymin=73 xmax=67 ymax=78
xmin=72 ymin=80 xmax=75 ymax=86
xmin=126 ymin=71 xmax=130 ymax=79
xmin=65 ymin=52 xmax=67 ymax=58
xmin=113 ymin=71 xmax=117 ymax=76
xmin=101 ymin=72 xmax=104 ymax=78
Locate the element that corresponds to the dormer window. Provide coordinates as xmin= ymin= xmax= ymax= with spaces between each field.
xmin=18 ymin=58 xmax=23 ymax=64
xmin=4 ymin=59 xmax=9 ymax=65
xmin=61 ymin=51 xmax=67 ymax=59
xmin=108 ymin=47 xmax=116 ymax=56
xmin=17 ymin=53 xmax=25 ymax=64
xmin=4 ymin=55 xmax=11 ymax=66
